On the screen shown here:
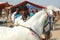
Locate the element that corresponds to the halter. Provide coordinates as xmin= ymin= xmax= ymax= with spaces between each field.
xmin=43 ymin=11 xmax=52 ymax=34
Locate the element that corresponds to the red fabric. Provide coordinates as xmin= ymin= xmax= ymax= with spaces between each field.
xmin=0 ymin=2 xmax=10 ymax=10
xmin=11 ymin=1 xmax=46 ymax=8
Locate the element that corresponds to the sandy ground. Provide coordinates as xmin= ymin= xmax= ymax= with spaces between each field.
xmin=50 ymin=30 xmax=60 ymax=40
xmin=50 ymin=18 xmax=60 ymax=40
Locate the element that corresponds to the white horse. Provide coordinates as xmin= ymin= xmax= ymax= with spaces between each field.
xmin=0 ymin=10 xmax=53 ymax=40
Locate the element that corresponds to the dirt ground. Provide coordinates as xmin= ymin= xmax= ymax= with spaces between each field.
xmin=50 ymin=30 xmax=60 ymax=40
xmin=50 ymin=18 xmax=60 ymax=40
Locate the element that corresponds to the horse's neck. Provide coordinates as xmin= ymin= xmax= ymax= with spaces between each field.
xmin=24 ymin=11 xmax=45 ymax=27
xmin=31 ymin=12 xmax=47 ymax=36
